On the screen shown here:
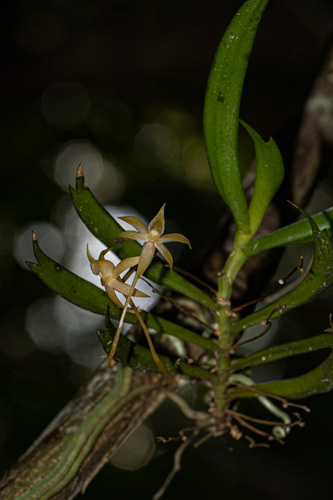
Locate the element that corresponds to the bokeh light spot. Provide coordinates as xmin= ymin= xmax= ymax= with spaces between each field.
xmin=54 ymin=141 xmax=124 ymax=201
xmin=110 ymin=425 xmax=155 ymax=470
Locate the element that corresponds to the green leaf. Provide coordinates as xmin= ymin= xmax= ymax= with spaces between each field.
xmin=27 ymin=234 xmax=219 ymax=353
xmin=228 ymin=350 xmax=333 ymax=400
xmin=70 ymin=167 xmax=218 ymax=311
xmin=231 ymin=209 xmax=333 ymax=333
xmin=231 ymin=332 xmax=333 ymax=371
xmin=27 ymin=233 xmax=115 ymax=316
xmin=243 ymin=206 xmax=333 ymax=257
xmin=241 ymin=120 xmax=284 ymax=236
xmin=97 ymin=327 xmax=216 ymax=381
xmin=203 ymin=0 xmax=269 ymax=231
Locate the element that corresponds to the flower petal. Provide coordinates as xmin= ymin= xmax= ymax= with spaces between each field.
xmin=118 ymin=230 xmax=149 ymax=243
xmin=132 ymin=288 xmax=150 ymax=298
xmin=148 ymin=204 xmax=165 ymax=235
xmin=86 ymin=244 xmax=100 ymax=275
xmin=118 ymin=216 xmax=148 ymax=234
xmin=113 ymin=256 xmax=140 ymax=278
xmin=99 ymin=248 xmax=113 ymax=260
xmin=137 ymin=241 xmax=156 ymax=277
xmin=111 ymin=279 xmax=135 ymax=296
xmin=98 ymin=260 xmax=116 ymax=281
xmin=87 ymin=245 xmax=117 ymax=277
xmin=159 ymin=233 xmax=192 ymax=248
xmin=104 ymin=285 xmax=124 ymax=308
xmin=111 ymin=279 xmax=149 ymax=299
xmin=156 ymin=242 xmax=174 ymax=269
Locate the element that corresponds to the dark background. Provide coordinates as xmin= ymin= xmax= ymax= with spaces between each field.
xmin=2 ymin=1 xmax=333 ymax=498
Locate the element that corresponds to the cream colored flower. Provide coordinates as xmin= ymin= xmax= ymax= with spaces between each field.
xmin=119 ymin=204 xmax=191 ymax=277
xmin=87 ymin=246 xmax=148 ymax=308
xmin=87 ymin=245 xmax=177 ymax=385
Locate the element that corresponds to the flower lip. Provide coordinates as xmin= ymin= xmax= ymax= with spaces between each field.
xmin=149 ymin=228 xmax=160 ymax=242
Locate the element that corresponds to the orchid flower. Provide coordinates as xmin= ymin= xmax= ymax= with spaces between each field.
xmin=87 ymin=245 xmax=177 ymax=384
xmin=103 ymin=205 xmax=191 ymax=383
xmin=87 ymin=246 xmax=148 ymax=308
xmin=118 ymin=203 xmax=191 ymax=278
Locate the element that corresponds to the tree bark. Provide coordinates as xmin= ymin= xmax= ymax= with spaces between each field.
xmin=0 ymin=364 xmax=170 ymax=499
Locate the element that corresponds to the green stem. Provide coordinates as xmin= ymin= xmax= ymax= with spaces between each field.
xmin=213 ymin=231 xmax=252 ymax=409
xmin=217 ymin=231 xmax=251 ymax=301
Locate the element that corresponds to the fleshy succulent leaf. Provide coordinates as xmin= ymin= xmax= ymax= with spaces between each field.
xmin=228 ymin=350 xmax=333 ymax=400
xmin=231 ymin=208 xmax=333 ymax=333
xmin=231 ymin=332 xmax=333 ymax=371
xmin=203 ymin=0 xmax=269 ymax=231
xmin=243 ymin=206 xmax=333 ymax=257
xmin=241 ymin=120 xmax=284 ymax=236
xmin=27 ymin=232 xmax=115 ymax=316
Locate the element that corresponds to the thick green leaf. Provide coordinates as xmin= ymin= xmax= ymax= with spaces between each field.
xmin=231 ymin=209 xmax=333 ymax=333
xmin=27 ymin=235 xmax=219 ymax=352
xmin=243 ymin=206 xmax=333 ymax=257
xmin=231 ymin=332 xmax=333 ymax=370
xmin=70 ymin=167 xmax=218 ymax=311
xmin=203 ymin=0 xmax=269 ymax=231
xmin=228 ymin=350 xmax=333 ymax=400
xmin=97 ymin=327 xmax=216 ymax=381
xmin=241 ymin=120 xmax=284 ymax=236
xmin=28 ymin=233 xmax=115 ymax=316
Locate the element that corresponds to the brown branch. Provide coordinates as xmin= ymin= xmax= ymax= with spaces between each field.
xmin=0 ymin=363 xmax=171 ymax=499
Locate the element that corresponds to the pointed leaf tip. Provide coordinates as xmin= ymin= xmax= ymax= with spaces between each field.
xmin=76 ymin=164 xmax=84 ymax=178
xmin=75 ymin=164 xmax=88 ymax=189
xmin=287 ymin=201 xmax=321 ymax=233
xmin=32 ymin=231 xmax=37 ymax=241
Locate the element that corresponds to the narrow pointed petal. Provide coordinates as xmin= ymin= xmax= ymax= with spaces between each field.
xmin=137 ymin=242 xmax=156 ymax=277
xmin=86 ymin=244 xmax=95 ymax=264
xmin=110 ymin=274 xmax=150 ymax=298
xmin=113 ymin=256 xmax=140 ymax=278
xmin=118 ymin=216 xmax=148 ymax=234
xmin=118 ymin=230 xmax=149 ymax=242
xmin=104 ymin=285 xmax=124 ymax=308
xmin=86 ymin=245 xmax=101 ymax=275
xmin=159 ymin=233 xmax=192 ymax=248
xmin=156 ymin=243 xmax=174 ymax=269
xmin=99 ymin=248 xmax=113 ymax=260
xmin=132 ymin=288 xmax=150 ymax=298
xmin=148 ymin=204 xmax=165 ymax=235
xmin=112 ymin=279 xmax=136 ymax=296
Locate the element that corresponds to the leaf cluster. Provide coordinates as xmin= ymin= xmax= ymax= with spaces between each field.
xmin=27 ymin=0 xmax=333 ymax=439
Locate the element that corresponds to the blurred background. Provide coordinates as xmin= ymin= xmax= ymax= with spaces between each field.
xmin=2 ymin=0 xmax=333 ymax=498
